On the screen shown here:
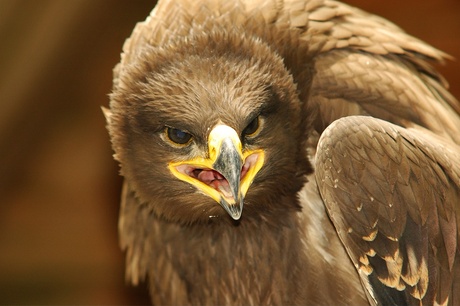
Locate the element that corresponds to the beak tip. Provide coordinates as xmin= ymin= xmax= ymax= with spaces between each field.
xmin=220 ymin=199 xmax=243 ymax=220
xmin=230 ymin=211 xmax=242 ymax=220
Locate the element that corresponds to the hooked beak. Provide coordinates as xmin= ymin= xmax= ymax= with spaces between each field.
xmin=168 ymin=125 xmax=264 ymax=220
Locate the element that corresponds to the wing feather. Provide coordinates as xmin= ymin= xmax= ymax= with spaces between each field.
xmin=119 ymin=181 xmax=150 ymax=285
xmin=316 ymin=116 xmax=460 ymax=305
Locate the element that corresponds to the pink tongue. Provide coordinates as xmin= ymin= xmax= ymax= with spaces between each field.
xmin=196 ymin=169 xmax=232 ymax=198
xmin=197 ymin=169 xmax=224 ymax=185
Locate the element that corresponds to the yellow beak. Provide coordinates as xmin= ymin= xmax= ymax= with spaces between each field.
xmin=168 ymin=125 xmax=264 ymax=220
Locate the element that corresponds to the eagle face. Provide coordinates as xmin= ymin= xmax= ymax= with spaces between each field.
xmin=108 ymin=29 xmax=311 ymax=224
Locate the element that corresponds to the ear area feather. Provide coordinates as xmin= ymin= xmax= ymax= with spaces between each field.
xmin=101 ymin=106 xmax=113 ymax=125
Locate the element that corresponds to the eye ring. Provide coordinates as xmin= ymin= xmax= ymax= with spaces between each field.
xmin=242 ymin=116 xmax=261 ymax=138
xmin=164 ymin=127 xmax=193 ymax=145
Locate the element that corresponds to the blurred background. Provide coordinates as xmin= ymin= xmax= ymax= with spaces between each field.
xmin=0 ymin=0 xmax=459 ymax=304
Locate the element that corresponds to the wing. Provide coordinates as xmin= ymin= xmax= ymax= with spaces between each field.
xmin=118 ymin=181 xmax=151 ymax=285
xmin=119 ymin=181 xmax=190 ymax=305
xmin=301 ymin=2 xmax=460 ymax=304
xmin=315 ymin=116 xmax=460 ymax=305
xmin=284 ymin=1 xmax=460 ymax=144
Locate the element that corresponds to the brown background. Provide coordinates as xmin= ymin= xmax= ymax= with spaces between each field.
xmin=1 ymin=0 xmax=459 ymax=304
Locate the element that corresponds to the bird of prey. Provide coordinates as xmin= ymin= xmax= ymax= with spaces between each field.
xmin=104 ymin=0 xmax=460 ymax=305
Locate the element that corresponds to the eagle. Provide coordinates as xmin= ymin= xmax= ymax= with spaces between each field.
xmin=104 ymin=0 xmax=460 ymax=305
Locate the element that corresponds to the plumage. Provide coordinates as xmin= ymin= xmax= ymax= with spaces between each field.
xmin=104 ymin=0 xmax=460 ymax=305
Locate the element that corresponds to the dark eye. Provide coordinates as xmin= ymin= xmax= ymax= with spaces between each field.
xmin=165 ymin=127 xmax=192 ymax=145
xmin=242 ymin=116 xmax=260 ymax=137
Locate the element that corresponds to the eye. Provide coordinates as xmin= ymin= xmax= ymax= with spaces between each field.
xmin=165 ymin=127 xmax=193 ymax=145
xmin=242 ymin=116 xmax=261 ymax=138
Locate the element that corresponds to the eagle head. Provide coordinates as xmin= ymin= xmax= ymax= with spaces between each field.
xmin=106 ymin=26 xmax=312 ymax=225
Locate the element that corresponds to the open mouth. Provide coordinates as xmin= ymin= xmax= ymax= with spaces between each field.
xmin=167 ymin=123 xmax=265 ymax=220
xmin=174 ymin=153 xmax=259 ymax=201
